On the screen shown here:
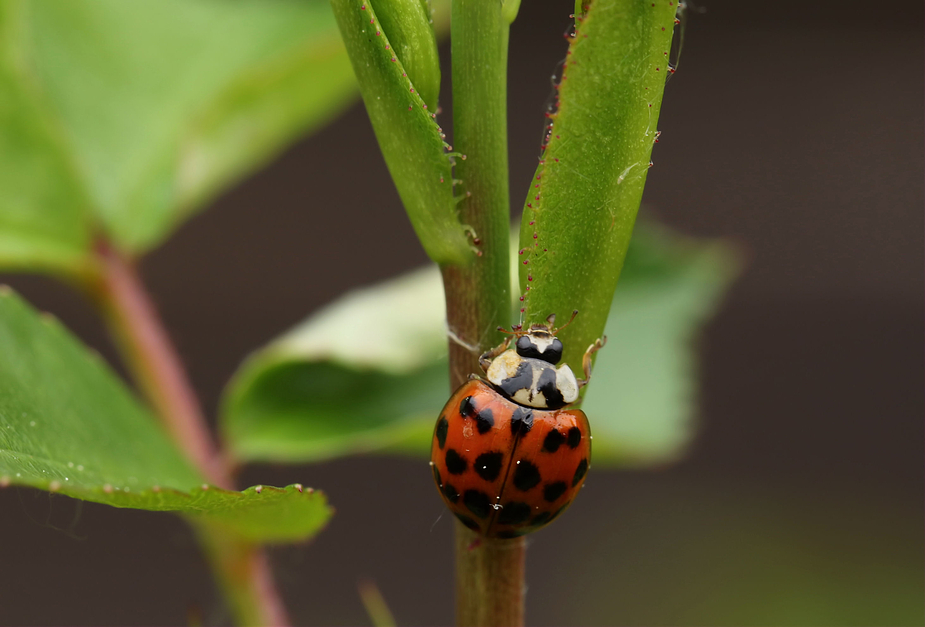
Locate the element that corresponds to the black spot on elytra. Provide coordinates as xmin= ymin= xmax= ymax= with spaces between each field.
xmin=435 ymin=416 xmax=449 ymax=449
xmin=443 ymin=482 xmax=460 ymax=503
xmin=496 ymin=529 xmax=525 ymax=539
xmin=498 ymin=502 xmax=532 ymax=525
xmin=463 ymin=490 xmax=491 ymax=519
xmin=455 ymin=512 xmax=481 ymax=531
xmin=459 ymin=396 xmax=477 ymax=418
xmin=445 ymin=449 xmax=467 ymax=475
xmin=476 ymin=408 xmax=494 ymax=434
xmin=567 ymin=426 xmax=582 ymax=448
xmin=543 ymin=481 xmax=568 ymax=502
xmin=510 ymin=406 xmax=534 ymax=436
xmin=536 ymin=367 xmax=565 ymax=408
xmin=542 ymin=429 xmax=565 ymax=453
xmin=432 ymin=465 xmax=442 ymax=487
xmin=512 ymin=460 xmax=541 ymax=491
xmin=572 ymin=458 xmax=588 ymax=487
xmin=474 ymin=452 xmax=504 ymax=482
xmin=531 ymin=511 xmax=552 ymax=526
xmin=498 ymin=361 xmax=534 ymax=400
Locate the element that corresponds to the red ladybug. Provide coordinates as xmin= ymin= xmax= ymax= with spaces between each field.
xmin=430 ymin=312 xmax=606 ymax=538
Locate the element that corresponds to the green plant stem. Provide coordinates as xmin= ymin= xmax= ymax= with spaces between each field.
xmin=196 ymin=522 xmax=291 ymax=627
xmin=442 ymin=2 xmax=520 ymax=625
xmin=89 ymin=241 xmax=290 ymax=627
xmin=442 ymin=0 xmax=511 ymax=388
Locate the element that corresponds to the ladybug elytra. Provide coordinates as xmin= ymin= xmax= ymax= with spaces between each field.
xmin=430 ymin=312 xmax=606 ymax=538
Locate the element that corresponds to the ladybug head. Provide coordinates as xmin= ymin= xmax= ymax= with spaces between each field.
xmin=514 ymin=332 xmax=563 ymax=364
xmin=509 ymin=311 xmax=578 ymax=365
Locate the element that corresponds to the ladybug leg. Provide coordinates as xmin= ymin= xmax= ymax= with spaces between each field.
xmin=478 ymin=336 xmax=511 ymax=372
xmin=577 ymin=336 xmax=607 ymax=388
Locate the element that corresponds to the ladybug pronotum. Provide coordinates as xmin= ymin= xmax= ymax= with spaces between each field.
xmin=430 ymin=312 xmax=606 ymax=539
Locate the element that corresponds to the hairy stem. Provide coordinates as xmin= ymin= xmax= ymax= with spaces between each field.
xmin=89 ymin=241 xmax=290 ymax=627
xmin=443 ymin=2 xmax=522 ymax=625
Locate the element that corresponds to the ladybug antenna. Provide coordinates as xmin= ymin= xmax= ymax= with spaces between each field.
xmin=496 ymin=325 xmax=525 ymax=336
xmin=551 ymin=309 xmax=579 ymax=335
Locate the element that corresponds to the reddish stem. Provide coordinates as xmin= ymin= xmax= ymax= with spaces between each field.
xmin=88 ymin=240 xmax=290 ymax=627
xmin=91 ymin=241 xmax=228 ymax=487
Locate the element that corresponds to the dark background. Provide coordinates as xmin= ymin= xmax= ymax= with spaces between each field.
xmin=1 ymin=1 xmax=922 ymax=625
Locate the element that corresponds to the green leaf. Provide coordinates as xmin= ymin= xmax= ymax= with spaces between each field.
xmin=221 ymin=224 xmax=740 ymax=466
xmin=0 ymin=11 xmax=95 ymax=278
xmin=0 ymin=0 xmax=356 ymax=264
xmin=0 ymin=288 xmax=331 ymax=543
xmin=331 ymin=0 xmax=474 ymax=265
xmin=373 ymin=0 xmax=441 ymax=111
xmin=222 ymin=266 xmax=450 ymax=462
xmin=518 ymin=0 xmax=679 ymax=381
xmin=580 ymin=225 xmax=740 ymax=465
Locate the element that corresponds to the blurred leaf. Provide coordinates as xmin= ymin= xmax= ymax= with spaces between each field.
xmin=0 ymin=288 xmax=331 ymax=543
xmin=221 ymin=224 xmax=740 ymax=466
xmin=0 ymin=18 xmax=95 ymax=277
xmin=0 ymin=0 xmax=356 ymax=265
xmin=518 ymin=0 xmax=678 ymax=383
xmin=222 ymin=266 xmax=449 ymax=462
xmin=581 ymin=225 xmax=740 ymax=465
xmin=331 ymin=0 xmax=474 ymax=265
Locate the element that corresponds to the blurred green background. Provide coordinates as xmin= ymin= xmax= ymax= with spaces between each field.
xmin=0 ymin=0 xmax=921 ymax=625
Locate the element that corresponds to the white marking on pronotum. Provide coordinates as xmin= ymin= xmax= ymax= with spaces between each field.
xmin=556 ymin=365 xmax=579 ymax=403
xmin=531 ymin=334 xmax=556 ymax=353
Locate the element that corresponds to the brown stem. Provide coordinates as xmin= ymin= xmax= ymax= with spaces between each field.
xmin=442 ymin=257 xmax=526 ymax=627
xmin=442 ymin=2 xmax=524 ymax=624
xmin=88 ymin=240 xmax=290 ymax=627
xmin=454 ymin=523 xmax=526 ymax=627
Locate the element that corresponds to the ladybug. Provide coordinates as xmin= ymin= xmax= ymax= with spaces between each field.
xmin=430 ymin=312 xmax=606 ymax=539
